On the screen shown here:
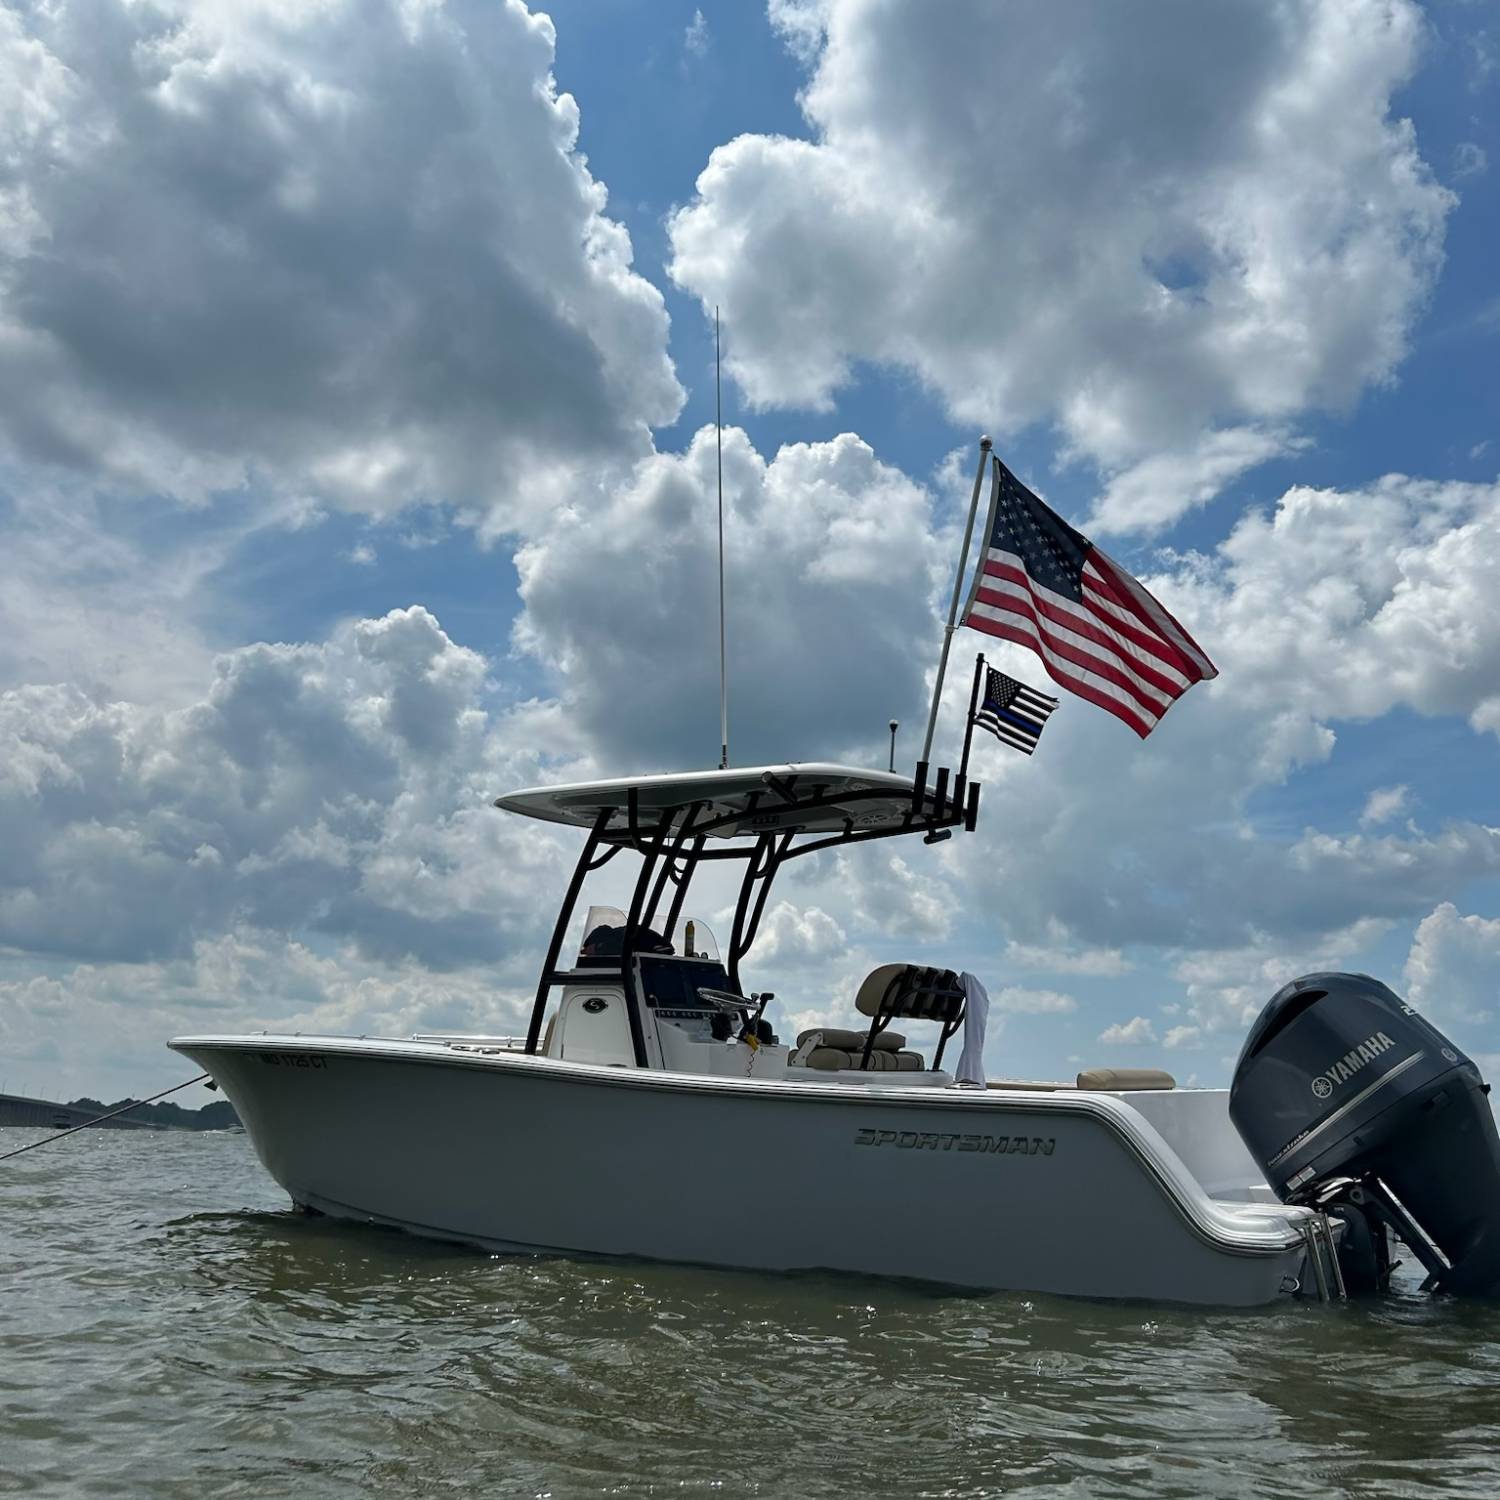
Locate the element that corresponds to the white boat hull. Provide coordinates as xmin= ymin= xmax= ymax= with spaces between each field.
xmin=173 ymin=1034 xmax=1315 ymax=1306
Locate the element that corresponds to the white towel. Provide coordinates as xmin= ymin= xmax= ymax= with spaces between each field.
xmin=956 ymin=971 xmax=989 ymax=1087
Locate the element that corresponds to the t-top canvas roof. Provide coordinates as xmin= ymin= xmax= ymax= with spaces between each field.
xmin=494 ymin=763 xmax=932 ymax=840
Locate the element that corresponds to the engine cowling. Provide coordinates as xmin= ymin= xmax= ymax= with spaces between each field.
xmin=1229 ymin=972 xmax=1500 ymax=1295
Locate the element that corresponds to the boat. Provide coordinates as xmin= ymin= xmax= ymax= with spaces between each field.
xmin=170 ymin=757 xmax=1500 ymax=1305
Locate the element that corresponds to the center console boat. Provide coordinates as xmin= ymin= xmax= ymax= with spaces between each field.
xmin=172 ymin=760 xmax=1500 ymax=1305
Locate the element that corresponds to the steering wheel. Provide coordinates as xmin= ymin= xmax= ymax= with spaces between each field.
xmin=696 ymin=987 xmax=750 ymax=1014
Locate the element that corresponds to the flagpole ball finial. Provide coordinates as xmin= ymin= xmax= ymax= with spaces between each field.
xmin=979 ymin=434 xmax=992 ymax=450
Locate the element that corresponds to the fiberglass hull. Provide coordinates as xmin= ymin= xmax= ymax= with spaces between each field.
xmin=171 ymin=1035 xmax=1310 ymax=1306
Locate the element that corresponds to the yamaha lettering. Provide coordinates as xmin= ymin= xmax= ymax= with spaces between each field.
xmin=855 ymin=1127 xmax=1055 ymax=1156
xmin=1309 ymin=1030 xmax=1396 ymax=1100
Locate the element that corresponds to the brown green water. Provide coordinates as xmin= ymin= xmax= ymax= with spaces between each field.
xmin=3 ymin=1126 xmax=1500 ymax=1498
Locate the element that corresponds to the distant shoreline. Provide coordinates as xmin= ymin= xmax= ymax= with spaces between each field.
xmin=0 ymin=1092 xmax=240 ymax=1132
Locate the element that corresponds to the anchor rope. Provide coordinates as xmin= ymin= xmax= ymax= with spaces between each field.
xmin=0 ymin=1074 xmax=211 ymax=1162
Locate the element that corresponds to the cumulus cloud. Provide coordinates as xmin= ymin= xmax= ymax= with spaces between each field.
xmin=1404 ymin=902 xmax=1500 ymax=1029
xmin=0 ymin=607 xmax=584 ymax=969
xmin=1099 ymin=1016 xmax=1157 ymax=1046
xmin=834 ymin=847 xmax=954 ymax=944
xmin=1089 ymin=429 xmax=1307 ymax=536
xmin=1163 ymin=1024 xmax=1202 ymax=1050
xmin=1005 ymin=923 xmax=1131 ymax=977
xmin=670 ymin=0 xmax=1450 ymax=525
xmin=514 ymin=425 xmax=949 ymax=767
xmin=1206 ymin=476 xmax=1500 ymax=736
xmin=1360 ymin=784 xmax=1410 ymax=828
xmin=1289 ymin=825 xmax=1500 ymax=892
xmin=767 ymin=0 xmax=826 ymax=64
xmin=0 ymin=0 xmax=679 ymax=522
xmin=0 ymin=929 xmax=536 ymax=1102
xmin=993 ymin=987 xmax=1077 ymax=1015
xmin=752 ymin=901 xmax=847 ymax=965
xmin=0 ymin=475 xmax=225 ymax=703
xmin=1169 ymin=917 xmax=1394 ymax=1039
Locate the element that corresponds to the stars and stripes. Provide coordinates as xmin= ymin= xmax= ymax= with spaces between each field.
xmin=961 ymin=459 xmax=1217 ymax=737
xmin=973 ymin=667 xmax=1058 ymax=756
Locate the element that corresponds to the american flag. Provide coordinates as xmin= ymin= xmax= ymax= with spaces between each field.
xmin=962 ymin=460 xmax=1218 ymax=737
xmin=974 ymin=667 xmax=1058 ymax=756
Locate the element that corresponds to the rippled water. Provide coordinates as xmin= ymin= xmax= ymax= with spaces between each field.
xmin=3 ymin=1127 xmax=1500 ymax=1498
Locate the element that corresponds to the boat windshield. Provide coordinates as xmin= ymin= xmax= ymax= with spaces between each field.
xmin=678 ymin=919 xmax=720 ymax=962
xmin=576 ymin=906 xmax=628 ymax=962
xmin=575 ymin=905 xmax=679 ymax=962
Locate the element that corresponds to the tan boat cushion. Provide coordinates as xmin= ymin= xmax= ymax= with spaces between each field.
xmin=797 ymin=1027 xmax=906 ymax=1052
xmin=1076 ymin=1067 xmax=1176 ymax=1091
xmin=803 ymin=1046 xmax=926 ymax=1072
xmin=803 ymin=1046 xmax=851 ymax=1071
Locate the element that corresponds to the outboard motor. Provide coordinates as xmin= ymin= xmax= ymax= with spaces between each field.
xmin=1230 ymin=972 xmax=1500 ymax=1296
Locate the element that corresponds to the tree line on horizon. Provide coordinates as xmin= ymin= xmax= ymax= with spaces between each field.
xmin=64 ymin=1096 xmax=241 ymax=1130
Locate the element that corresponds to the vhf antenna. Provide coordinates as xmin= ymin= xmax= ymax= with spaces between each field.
xmin=716 ymin=306 xmax=729 ymax=770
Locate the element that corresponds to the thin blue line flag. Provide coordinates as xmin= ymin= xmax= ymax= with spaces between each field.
xmin=974 ymin=667 xmax=1059 ymax=756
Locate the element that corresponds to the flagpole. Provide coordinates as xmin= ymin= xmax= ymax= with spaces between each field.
xmin=920 ymin=434 xmax=991 ymax=764
xmin=959 ymin=652 xmax=984 ymax=781
xmin=960 ymin=452 xmax=1003 ymax=625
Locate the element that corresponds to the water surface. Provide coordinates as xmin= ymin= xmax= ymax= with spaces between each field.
xmin=3 ymin=1127 xmax=1498 ymax=1497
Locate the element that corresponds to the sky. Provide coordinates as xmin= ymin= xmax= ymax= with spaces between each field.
xmin=1 ymin=0 xmax=1497 ymax=1104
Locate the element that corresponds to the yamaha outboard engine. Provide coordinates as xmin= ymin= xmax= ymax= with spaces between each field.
xmin=1230 ymin=972 xmax=1500 ymax=1296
